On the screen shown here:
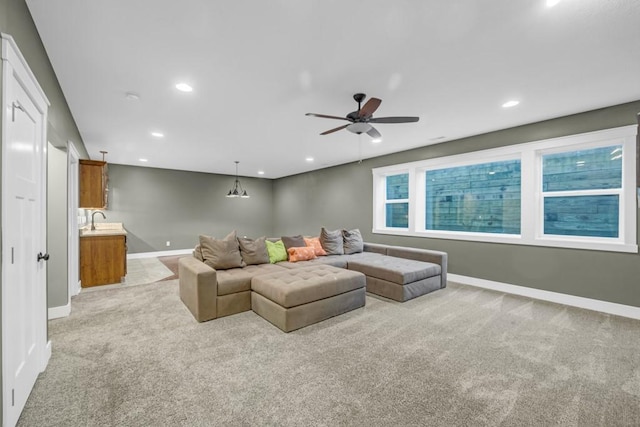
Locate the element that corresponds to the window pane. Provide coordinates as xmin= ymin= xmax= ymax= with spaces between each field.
xmin=542 ymin=145 xmax=622 ymax=192
xmin=386 ymin=174 xmax=408 ymax=200
xmin=386 ymin=203 xmax=408 ymax=228
xmin=544 ymin=195 xmax=619 ymax=238
xmin=426 ymin=160 xmax=521 ymax=234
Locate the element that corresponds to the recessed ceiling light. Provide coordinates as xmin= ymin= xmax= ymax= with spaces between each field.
xmin=305 ymin=157 xmax=314 ymax=162
xmin=546 ymin=0 xmax=560 ymax=7
xmin=502 ymin=100 xmax=520 ymax=108
xmin=139 ymin=158 xmax=148 ymax=162
xmin=175 ymin=83 xmax=193 ymax=92
xmin=257 ymin=170 xmax=265 ymax=175
xmin=371 ymin=138 xmax=382 ymax=143
xmin=151 ymin=132 xmax=164 ymax=138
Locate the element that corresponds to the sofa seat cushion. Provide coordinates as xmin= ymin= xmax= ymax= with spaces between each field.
xmin=217 ymin=263 xmax=287 ymax=296
xmin=251 ymin=265 xmax=365 ymax=308
xmin=348 ymin=256 xmax=441 ymax=285
xmin=342 ymin=252 xmax=386 ymax=264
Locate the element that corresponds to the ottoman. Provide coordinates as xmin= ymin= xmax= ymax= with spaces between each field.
xmin=251 ymin=265 xmax=366 ymax=332
xmin=348 ymin=256 xmax=442 ymax=302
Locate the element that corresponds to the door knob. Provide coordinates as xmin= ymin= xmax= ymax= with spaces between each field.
xmin=37 ymin=252 xmax=50 ymax=262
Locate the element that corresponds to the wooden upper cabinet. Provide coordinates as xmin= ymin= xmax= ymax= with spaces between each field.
xmin=79 ymin=159 xmax=108 ymax=209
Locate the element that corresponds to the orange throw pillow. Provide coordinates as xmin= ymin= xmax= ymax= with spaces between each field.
xmin=287 ymin=246 xmax=317 ymax=262
xmin=304 ymin=237 xmax=327 ymax=256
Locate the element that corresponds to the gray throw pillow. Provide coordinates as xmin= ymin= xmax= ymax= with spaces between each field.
xmin=320 ymin=227 xmax=344 ymax=255
xmin=342 ymin=228 xmax=363 ymax=254
xmin=281 ymin=234 xmax=306 ymax=258
xmin=193 ymin=244 xmax=204 ymax=262
xmin=237 ymin=236 xmax=269 ymax=265
xmin=199 ymin=230 xmax=245 ymax=270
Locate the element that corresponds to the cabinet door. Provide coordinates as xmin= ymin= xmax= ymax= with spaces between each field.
xmin=80 ymin=235 xmax=126 ymax=287
xmin=79 ymin=159 xmax=107 ymax=208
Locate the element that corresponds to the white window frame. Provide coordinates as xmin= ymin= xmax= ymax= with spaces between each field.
xmin=372 ymin=125 xmax=638 ymax=253
xmin=373 ymin=169 xmax=411 ymax=231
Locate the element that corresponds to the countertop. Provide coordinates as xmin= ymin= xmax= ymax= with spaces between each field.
xmin=80 ymin=222 xmax=127 ymax=237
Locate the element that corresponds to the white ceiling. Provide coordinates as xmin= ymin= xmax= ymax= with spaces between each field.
xmin=26 ymin=0 xmax=640 ymax=179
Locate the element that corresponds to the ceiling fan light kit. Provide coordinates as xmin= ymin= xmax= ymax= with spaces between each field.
xmin=306 ymin=93 xmax=419 ymax=139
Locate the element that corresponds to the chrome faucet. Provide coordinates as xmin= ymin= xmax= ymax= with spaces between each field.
xmin=91 ymin=210 xmax=106 ymax=230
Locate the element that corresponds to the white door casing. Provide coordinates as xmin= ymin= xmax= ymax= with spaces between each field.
xmin=1 ymin=33 xmax=50 ymax=427
xmin=68 ymin=142 xmax=80 ymax=299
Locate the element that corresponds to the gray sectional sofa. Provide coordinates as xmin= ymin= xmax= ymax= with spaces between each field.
xmin=179 ymin=241 xmax=447 ymax=332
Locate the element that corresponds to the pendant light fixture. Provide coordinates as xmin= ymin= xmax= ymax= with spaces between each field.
xmin=226 ymin=161 xmax=249 ymax=198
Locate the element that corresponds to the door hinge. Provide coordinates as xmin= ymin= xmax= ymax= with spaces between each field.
xmin=11 ymin=247 xmax=15 ymax=264
xmin=12 ymin=101 xmax=24 ymax=122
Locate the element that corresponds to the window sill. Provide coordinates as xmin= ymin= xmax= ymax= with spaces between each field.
xmin=372 ymin=228 xmax=638 ymax=253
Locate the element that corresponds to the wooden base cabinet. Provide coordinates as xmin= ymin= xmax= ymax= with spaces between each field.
xmin=80 ymin=235 xmax=127 ymax=287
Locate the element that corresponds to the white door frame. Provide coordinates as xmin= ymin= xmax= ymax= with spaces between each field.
xmin=1 ymin=33 xmax=51 ymax=427
xmin=68 ymin=142 xmax=80 ymax=299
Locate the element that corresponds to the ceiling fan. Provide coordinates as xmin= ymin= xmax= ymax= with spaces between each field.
xmin=305 ymin=93 xmax=419 ymax=139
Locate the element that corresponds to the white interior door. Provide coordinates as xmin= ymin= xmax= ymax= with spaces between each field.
xmin=2 ymin=34 xmax=50 ymax=427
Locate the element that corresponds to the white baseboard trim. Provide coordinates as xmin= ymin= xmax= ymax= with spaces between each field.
xmin=42 ymin=339 xmax=52 ymax=371
xmin=48 ymin=302 xmax=71 ymax=320
xmin=448 ymin=273 xmax=640 ymax=320
xmin=127 ymin=248 xmax=192 ymax=259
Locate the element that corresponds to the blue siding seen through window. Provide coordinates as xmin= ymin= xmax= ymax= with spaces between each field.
xmin=543 ymin=145 xmax=622 ymax=191
xmin=385 ymin=174 xmax=409 ymax=228
xmin=386 ymin=174 xmax=408 ymax=199
xmin=544 ymin=195 xmax=619 ymax=238
xmin=426 ymin=160 xmax=521 ymax=234
xmin=386 ymin=203 xmax=408 ymax=228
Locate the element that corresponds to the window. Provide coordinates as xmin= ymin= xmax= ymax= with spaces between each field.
xmin=372 ymin=125 xmax=637 ymax=253
xmin=385 ymin=173 xmax=409 ymax=228
xmin=542 ymin=145 xmax=622 ymax=238
xmin=425 ymin=160 xmax=521 ymax=234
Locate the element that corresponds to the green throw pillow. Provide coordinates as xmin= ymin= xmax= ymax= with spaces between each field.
xmin=266 ymin=240 xmax=287 ymax=264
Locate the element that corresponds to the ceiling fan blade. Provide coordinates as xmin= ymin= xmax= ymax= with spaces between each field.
xmin=369 ymin=116 xmax=420 ymax=124
xmin=366 ymin=126 xmax=381 ymax=139
xmin=320 ymin=124 xmax=349 ymax=135
xmin=306 ymin=113 xmax=352 ymax=122
xmin=358 ymin=97 xmax=382 ymax=118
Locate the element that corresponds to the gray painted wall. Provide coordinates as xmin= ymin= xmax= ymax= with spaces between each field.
xmin=105 ymin=164 xmax=274 ymax=253
xmin=273 ymin=101 xmax=640 ymax=308
xmin=0 ymin=0 xmax=89 ymax=418
xmin=47 ymin=144 xmax=68 ymax=308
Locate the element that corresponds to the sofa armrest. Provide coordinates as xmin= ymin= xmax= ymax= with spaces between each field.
xmin=179 ymin=256 xmax=218 ymax=322
xmin=385 ymin=246 xmax=448 ymax=288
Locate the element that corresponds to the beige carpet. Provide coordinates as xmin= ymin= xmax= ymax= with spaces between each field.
xmin=18 ymin=280 xmax=640 ymax=426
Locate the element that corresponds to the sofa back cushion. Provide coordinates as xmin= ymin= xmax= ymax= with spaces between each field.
xmin=199 ymin=231 xmax=245 ymax=270
xmin=266 ymin=240 xmax=288 ymax=264
xmin=342 ymin=228 xmax=364 ymax=254
xmin=320 ymin=227 xmax=344 ymax=255
xmin=304 ymin=237 xmax=327 ymax=256
xmin=237 ymin=236 xmax=269 ymax=265
xmin=287 ymin=246 xmax=317 ymax=262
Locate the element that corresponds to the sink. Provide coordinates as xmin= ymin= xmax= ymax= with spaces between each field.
xmin=80 ymin=222 xmax=126 ymax=236
xmin=92 ymin=222 xmax=123 ymax=230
